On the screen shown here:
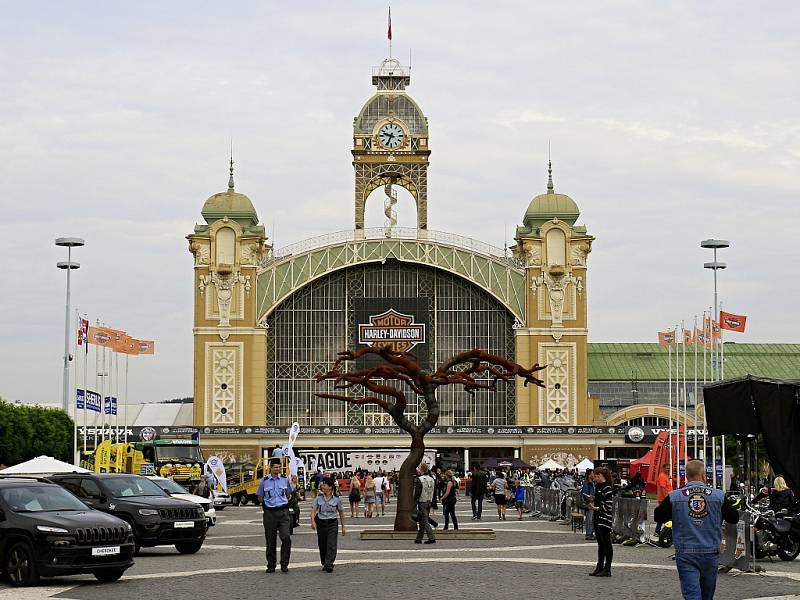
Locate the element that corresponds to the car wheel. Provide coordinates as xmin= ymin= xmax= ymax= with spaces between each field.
xmin=93 ymin=568 xmax=126 ymax=583
xmin=232 ymin=494 xmax=241 ymax=507
xmin=175 ymin=540 xmax=203 ymax=554
xmin=5 ymin=541 xmax=39 ymax=587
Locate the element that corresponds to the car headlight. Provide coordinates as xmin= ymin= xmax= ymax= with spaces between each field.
xmin=37 ymin=525 xmax=69 ymax=534
xmin=139 ymin=509 xmax=159 ymax=516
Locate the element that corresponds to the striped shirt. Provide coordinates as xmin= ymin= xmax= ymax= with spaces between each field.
xmin=594 ymin=482 xmax=614 ymax=530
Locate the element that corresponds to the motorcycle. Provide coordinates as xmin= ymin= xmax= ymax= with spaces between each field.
xmin=745 ymin=501 xmax=800 ymax=562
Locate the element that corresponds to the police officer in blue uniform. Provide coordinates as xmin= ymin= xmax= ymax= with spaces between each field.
xmin=257 ymin=458 xmax=294 ymax=573
xmin=654 ymin=459 xmax=739 ymax=600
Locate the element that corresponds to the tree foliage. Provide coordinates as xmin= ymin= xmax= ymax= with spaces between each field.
xmin=316 ymin=346 xmax=545 ymax=530
xmin=0 ymin=401 xmax=74 ymax=467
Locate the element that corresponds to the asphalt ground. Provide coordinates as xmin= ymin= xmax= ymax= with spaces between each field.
xmin=3 ymin=500 xmax=800 ymax=600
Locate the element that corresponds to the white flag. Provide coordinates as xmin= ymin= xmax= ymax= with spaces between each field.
xmin=205 ymin=455 xmax=227 ymax=494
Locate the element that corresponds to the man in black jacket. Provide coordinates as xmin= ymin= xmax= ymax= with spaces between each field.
xmin=470 ymin=465 xmax=488 ymax=520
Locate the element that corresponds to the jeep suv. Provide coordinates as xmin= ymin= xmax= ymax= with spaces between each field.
xmin=0 ymin=476 xmax=134 ymax=586
xmin=49 ymin=473 xmax=205 ymax=554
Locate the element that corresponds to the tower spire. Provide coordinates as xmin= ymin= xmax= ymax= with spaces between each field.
xmin=228 ymin=143 xmax=235 ymax=192
xmin=547 ymin=141 xmax=554 ymax=193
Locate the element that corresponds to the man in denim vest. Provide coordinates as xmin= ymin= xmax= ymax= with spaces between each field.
xmin=654 ymin=459 xmax=739 ymax=600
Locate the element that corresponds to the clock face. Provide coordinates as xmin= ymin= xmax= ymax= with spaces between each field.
xmin=378 ymin=123 xmax=405 ymax=149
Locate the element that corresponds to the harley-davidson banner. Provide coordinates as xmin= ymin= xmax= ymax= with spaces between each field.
xmin=354 ymin=297 xmax=430 ymax=368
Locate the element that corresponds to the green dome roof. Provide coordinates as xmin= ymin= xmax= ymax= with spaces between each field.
xmin=522 ymin=163 xmax=580 ymax=230
xmin=200 ymin=160 xmax=260 ymax=228
xmin=201 ymin=190 xmax=259 ymax=226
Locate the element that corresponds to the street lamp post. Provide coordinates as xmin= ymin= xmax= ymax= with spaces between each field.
xmin=701 ymin=238 xmax=729 ymax=490
xmin=56 ymin=237 xmax=84 ymax=462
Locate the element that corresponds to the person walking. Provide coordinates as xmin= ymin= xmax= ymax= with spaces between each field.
xmin=654 ymin=463 xmax=673 ymax=538
xmin=192 ymin=475 xmax=213 ymax=499
xmin=492 ymin=471 xmax=509 ymax=520
xmin=364 ymin=474 xmax=376 ymax=517
xmin=348 ymin=474 xmax=361 ymax=518
xmin=414 ymin=464 xmax=436 ymax=544
xmin=655 ymin=459 xmax=740 ymax=600
xmin=588 ymin=467 xmax=614 ymax=577
xmin=513 ymin=479 xmax=525 ymax=520
xmin=373 ymin=472 xmax=386 ymax=517
xmin=441 ymin=470 xmax=459 ymax=530
xmin=470 ymin=464 xmax=487 ymax=520
xmin=310 ymin=477 xmax=347 ymax=573
xmin=256 ymin=458 xmax=294 ymax=573
xmin=581 ymin=468 xmax=596 ymax=541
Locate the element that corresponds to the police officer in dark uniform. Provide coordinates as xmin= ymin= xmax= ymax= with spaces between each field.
xmin=257 ymin=458 xmax=294 ymax=573
xmin=654 ymin=459 xmax=739 ymax=600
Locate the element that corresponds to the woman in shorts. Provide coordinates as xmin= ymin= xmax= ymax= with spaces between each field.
xmin=492 ymin=471 xmax=508 ymax=520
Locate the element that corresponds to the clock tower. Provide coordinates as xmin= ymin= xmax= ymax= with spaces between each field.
xmin=353 ymin=58 xmax=430 ymax=234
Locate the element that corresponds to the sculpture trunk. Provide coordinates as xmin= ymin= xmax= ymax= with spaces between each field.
xmin=394 ymin=437 xmax=425 ymax=531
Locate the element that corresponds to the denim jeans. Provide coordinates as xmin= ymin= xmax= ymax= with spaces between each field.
xmin=675 ymin=553 xmax=719 ymax=600
xmin=584 ymin=508 xmax=594 ymax=537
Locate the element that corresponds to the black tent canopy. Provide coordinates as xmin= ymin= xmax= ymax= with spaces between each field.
xmin=703 ymin=375 xmax=800 ymax=493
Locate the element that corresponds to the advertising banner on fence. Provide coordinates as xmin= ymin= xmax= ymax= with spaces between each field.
xmin=297 ymin=448 xmax=437 ymax=473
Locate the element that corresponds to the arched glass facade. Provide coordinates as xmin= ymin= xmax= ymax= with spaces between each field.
xmin=266 ymin=262 xmax=516 ymax=427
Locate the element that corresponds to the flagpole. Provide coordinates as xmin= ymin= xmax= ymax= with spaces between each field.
xmin=73 ymin=308 xmax=79 ymax=465
xmin=82 ymin=315 xmax=88 ymax=456
xmin=94 ymin=321 xmax=100 ymax=449
xmin=668 ymin=338 xmax=673 ymax=482
xmin=719 ymin=301 xmax=726 ymax=492
xmin=681 ymin=320 xmax=687 ymax=487
xmin=124 ymin=354 xmax=129 ymax=444
xmin=693 ymin=314 xmax=698 ymax=460
xmin=702 ymin=311 xmax=707 ymax=461
xmin=114 ymin=347 xmax=119 ymax=443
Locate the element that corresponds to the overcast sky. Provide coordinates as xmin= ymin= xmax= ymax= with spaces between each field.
xmin=2 ymin=2 xmax=798 ymax=406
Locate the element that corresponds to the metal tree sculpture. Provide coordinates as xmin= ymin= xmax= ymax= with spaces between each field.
xmin=315 ymin=346 xmax=546 ymax=531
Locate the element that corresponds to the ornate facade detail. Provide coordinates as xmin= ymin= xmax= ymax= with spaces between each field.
xmin=208 ymin=345 xmax=239 ymax=425
xmin=240 ymin=241 xmax=262 ymax=266
xmin=531 ymin=271 xmax=582 ymax=326
xmin=189 ymin=240 xmax=210 ymax=265
xmin=540 ymin=344 xmax=576 ymax=425
xmin=199 ymin=271 xmax=251 ymax=329
xmin=525 ymin=244 xmax=542 ymax=267
xmin=569 ymin=242 xmax=590 ymax=267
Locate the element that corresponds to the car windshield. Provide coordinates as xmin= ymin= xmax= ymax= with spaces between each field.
xmin=1 ymin=485 xmax=89 ymax=513
xmin=152 ymin=478 xmax=189 ymax=495
xmin=154 ymin=445 xmax=202 ymax=463
xmin=103 ymin=476 xmax=167 ymax=498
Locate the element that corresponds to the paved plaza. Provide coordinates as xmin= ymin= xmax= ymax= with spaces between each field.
xmin=3 ymin=501 xmax=800 ymax=600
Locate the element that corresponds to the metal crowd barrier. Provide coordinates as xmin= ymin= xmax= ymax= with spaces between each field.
xmin=611 ymin=497 xmax=648 ymax=543
xmin=540 ymin=488 xmax=563 ymax=520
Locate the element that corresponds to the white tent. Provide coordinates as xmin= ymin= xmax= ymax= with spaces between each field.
xmin=539 ymin=458 xmax=565 ymax=471
xmin=0 ymin=456 xmax=90 ymax=475
xmin=575 ymin=458 xmax=595 ymax=474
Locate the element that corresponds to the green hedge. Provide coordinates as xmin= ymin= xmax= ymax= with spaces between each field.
xmin=0 ymin=401 xmax=74 ymax=466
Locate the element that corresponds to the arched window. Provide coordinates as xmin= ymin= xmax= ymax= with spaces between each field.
xmin=215 ymin=227 xmax=236 ymax=266
xmin=546 ymin=228 xmax=566 ymax=268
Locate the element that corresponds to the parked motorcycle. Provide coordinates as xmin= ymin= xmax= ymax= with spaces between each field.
xmin=745 ymin=501 xmax=800 ymax=561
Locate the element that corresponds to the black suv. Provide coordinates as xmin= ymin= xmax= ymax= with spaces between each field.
xmin=0 ymin=476 xmax=134 ymax=586
xmin=48 ymin=473 xmax=206 ymax=554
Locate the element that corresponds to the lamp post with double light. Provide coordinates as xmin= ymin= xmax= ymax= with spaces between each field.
xmin=701 ymin=238 xmax=729 ymax=490
xmin=56 ymin=237 xmax=84 ymax=417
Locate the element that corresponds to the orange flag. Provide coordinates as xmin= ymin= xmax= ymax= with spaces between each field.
xmin=695 ymin=328 xmax=711 ymax=349
xmin=658 ymin=330 xmax=677 ymax=347
xmin=720 ymin=311 xmax=747 ymax=333
xmin=114 ymin=335 xmax=140 ymax=355
xmin=137 ymin=340 xmax=155 ymax=355
xmin=683 ymin=329 xmax=695 ymax=345
xmin=87 ymin=326 xmax=122 ymax=347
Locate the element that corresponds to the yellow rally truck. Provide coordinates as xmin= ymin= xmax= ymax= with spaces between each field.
xmin=227 ymin=457 xmax=305 ymax=506
xmin=82 ymin=439 xmax=204 ymax=485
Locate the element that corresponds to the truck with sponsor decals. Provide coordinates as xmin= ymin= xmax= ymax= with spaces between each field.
xmin=227 ymin=457 xmax=305 ymax=506
xmin=81 ymin=439 xmax=204 ymax=485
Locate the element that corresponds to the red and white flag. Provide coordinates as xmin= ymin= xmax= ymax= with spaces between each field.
xmin=387 ymin=7 xmax=392 ymax=40
xmin=658 ymin=330 xmax=677 ymax=347
xmin=77 ymin=318 xmax=89 ymax=348
xmin=720 ymin=311 xmax=747 ymax=333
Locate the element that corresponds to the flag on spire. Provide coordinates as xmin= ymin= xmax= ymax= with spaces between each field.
xmin=387 ymin=6 xmax=392 ymax=40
